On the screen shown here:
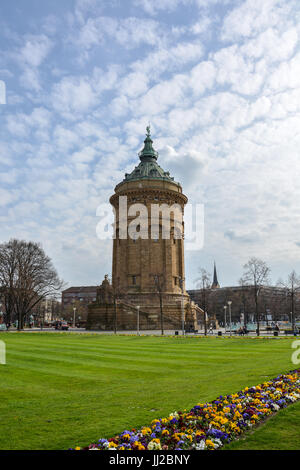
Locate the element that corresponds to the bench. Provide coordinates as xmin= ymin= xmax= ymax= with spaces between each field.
xmin=232 ymin=330 xmax=250 ymax=335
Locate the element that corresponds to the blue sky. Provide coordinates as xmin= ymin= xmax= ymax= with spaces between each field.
xmin=1 ymin=0 xmax=300 ymax=289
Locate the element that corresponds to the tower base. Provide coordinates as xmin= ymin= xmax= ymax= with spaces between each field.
xmin=86 ymin=297 xmax=199 ymax=331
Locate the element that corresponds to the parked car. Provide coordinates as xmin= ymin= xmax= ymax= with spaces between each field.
xmin=54 ymin=321 xmax=69 ymax=331
xmin=0 ymin=324 xmax=6 ymax=331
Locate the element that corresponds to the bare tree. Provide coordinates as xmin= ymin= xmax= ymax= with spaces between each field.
xmin=278 ymin=271 xmax=300 ymax=331
xmin=63 ymin=299 xmax=87 ymax=324
xmin=0 ymin=239 xmax=64 ymax=330
xmin=238 ymin=278 xmax=255 ymax=327
xmin=154 ymin=274 xmax=165 ymax=335
xmin=0 ymin=241 xmax=18 ymax=329
xmin=196 ymin=268 xmax=211 ymax=336
xmin=241 ymin=257 xmax=270 ymax=336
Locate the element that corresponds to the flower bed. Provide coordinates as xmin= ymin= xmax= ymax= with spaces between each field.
xmin=73 ymin=369 xmax=300 ymax=450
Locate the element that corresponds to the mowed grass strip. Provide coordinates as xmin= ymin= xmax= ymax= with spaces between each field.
xmin=0 ymin=333 xmax=296 ymax=450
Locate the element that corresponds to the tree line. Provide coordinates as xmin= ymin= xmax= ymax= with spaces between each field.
xmin=196 ymin=257 xmax=300 ymax=335
xmin=0 ymin=239 xmax=64 ymax=330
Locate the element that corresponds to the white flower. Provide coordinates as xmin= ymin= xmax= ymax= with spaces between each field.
xmin=148 ymin=440 xmax=162 ymax=450
xmin=271 ymin=403 xmax=280 ymax=411
xmin=213 ymin=438 xmax=223 ymax=448
xmin=194 ymin=441 xmax=206 ymax=450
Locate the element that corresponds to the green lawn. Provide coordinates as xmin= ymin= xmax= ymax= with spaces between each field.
xmin=0 ymin=333 xmax=298 ymax=450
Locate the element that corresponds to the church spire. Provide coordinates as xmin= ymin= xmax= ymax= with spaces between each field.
xmin=211 ymin=261 xmax=220 ymax=288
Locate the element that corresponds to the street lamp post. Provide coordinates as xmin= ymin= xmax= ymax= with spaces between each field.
xmin=227 ymin=301 xmax=232 ymax=337
xmin=73 ymin=307 xmax=76 ymax=328
xmin=136 ymin=306 xmax=140 ymax=336
xmin=223 ymin=305 xmax=227 ymax=333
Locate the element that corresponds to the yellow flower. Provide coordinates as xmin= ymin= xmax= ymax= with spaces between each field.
xmin=136 ymin=443 xmax=145 ymax=450
xmin=108 ymin=442 xmax=118 ymax=448
xmin=151 ymin=419 xmax=160 ymax=425
xmin=141 ymin=427 xmax=151 ymax=435
xmin=206 ymin=439 xmax=215 ymax=449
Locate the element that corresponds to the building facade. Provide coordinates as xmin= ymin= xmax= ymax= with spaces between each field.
xmin=188 ymin=285 xmax=300 ymax=326
xmin=31 ymin=298 xmax=62 ymax=324
xmin=61 ymin=286 xmax=97 ymax=322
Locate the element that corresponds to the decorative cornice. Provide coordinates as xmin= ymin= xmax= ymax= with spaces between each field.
xmin=110 ymin=187 xmax=188 ymax=206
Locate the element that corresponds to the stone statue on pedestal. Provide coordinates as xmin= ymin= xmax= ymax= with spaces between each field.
xmin=96 ymin=275 xmax=114 ymax=305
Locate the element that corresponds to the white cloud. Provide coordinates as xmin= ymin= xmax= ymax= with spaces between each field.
xmin=0 ymin=169 xmax=18 ymax=185
xmin=133 ymin=74 xmax=188 ymax=116
xmin=20 ymin=68 xmax=41 ymax=91
xmin=212 ymin=45 xmax=265 ymax=95
xmin=19 ymin=34 xmax=53 ymax=68
xmin=119 ymin=72 xmax=149 ymax=98
xmin=189 ymin=60 xmax=216 ymax=96
xmin=75 ymin=15 xmax=163 ymax=57
xmin=241 ymin=27 xmax=298 ymax=63
xmin=51 ymin=76 xmax=98 ymax=116
xmin=92 ymin=65 xmax=121 ymax=93
xmin=132 ymin=41 xmax=204 ymax=78
xmin=6 ymin=107 xmax=51 ymax=137
xmin=266 ymin=51 xmax=300 ymax=93
xmin=2 ymin=0 xmax=300 ymax=287
xmin=71 ymin=146 xmax=97 ymax=163
xmin=221 ymin=0 xmax=296 ymax=42
xmin=0 ymin=188 xmax=18 ymax=207
xmin=54 ymin=126 xmax=81 ymax=152
xmin=133 ymin=0 xmax=191 ymax=15
xmin=15 ymin=34 xmax=54 ymax=91
xmin=190 ymin=17 xmax=212 ymax=35
xmin=134 ymin=0 xmax=230 ymax=15
xmin=74 ymin=0 xmax=105 ymax=23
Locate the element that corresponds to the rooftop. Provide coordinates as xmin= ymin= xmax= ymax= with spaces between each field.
xmin=123 ymin=126 xmax=180 ymax=186
xmin=62 ymin=286 xmax=97 ymax=294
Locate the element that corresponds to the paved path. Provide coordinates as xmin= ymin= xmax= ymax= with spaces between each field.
xmin=1 ymin=327 xmax=294 ymax=337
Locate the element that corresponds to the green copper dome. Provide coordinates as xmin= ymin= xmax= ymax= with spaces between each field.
xmin=124 ymin=126 xmax=179 ymax=185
